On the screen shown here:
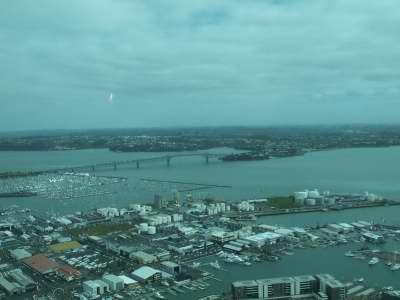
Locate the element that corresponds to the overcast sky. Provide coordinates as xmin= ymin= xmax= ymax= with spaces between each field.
xmin=1 ymin=0 xmax=400 ymax=131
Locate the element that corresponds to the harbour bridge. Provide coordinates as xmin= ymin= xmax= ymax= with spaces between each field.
xmin=32 ymin=152 xmax=226 ymax=175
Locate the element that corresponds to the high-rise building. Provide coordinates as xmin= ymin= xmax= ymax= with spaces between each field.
xmin=232 ymin=274 xmax=344 ymax=300
xmin=257 ymin=277 xmax=295 ymax=299
xmin=315 ymin=274 xmax=346 ymax=300
xmin=232 ymin=280 xmax=259 ymax=300
xmin=294 ymin=275 xmax=319 ymax=295
xmin=172 ymin=190 xmax=180 ymax=206
xmin=153 ymin=194 xmax=168 ymax=209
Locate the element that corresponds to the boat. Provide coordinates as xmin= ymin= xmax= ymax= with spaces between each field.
xmin=354 ymin=254 xmax=367 ymax=260
xmin=154 ymin=292 xmax=166 ymax=299
xmin=244 ymin=261 xmax=252 ymax=266
xmin=354 ymin=278 xmax=364 ymax=283
xmin=345 ymin=251 xmax=355 ymax=257
xmin=210 ymin=260 xmax=221 ymax=269
xmin=368 ymin=257 xmax=380 ymax=265
xmin=192 ymin=262 xmax=201 ymax=268
xmin=390 ymin=264 xmax=400 ymax=271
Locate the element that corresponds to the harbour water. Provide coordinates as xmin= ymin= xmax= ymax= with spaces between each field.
xmin=1 ymin=146 xmax=400 ymax=297
xmin=1 ymin=146 xmax=400 ymax=214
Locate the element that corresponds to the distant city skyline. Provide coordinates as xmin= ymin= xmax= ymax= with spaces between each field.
xmin=1 ymin=0 xmax=400 ymax=131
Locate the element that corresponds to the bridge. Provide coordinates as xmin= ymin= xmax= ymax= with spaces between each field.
xmin=26 ymin=153 xmax=226 ymax=175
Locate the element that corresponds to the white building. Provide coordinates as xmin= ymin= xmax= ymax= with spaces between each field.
xmin=83 ymin=280 xmax=109 ymax=299
xmin=102 ymin=274 xmax=124 ymax=291
xmin=131 ymin=266 xmax=162 ymax=283
xmin=243 ymin=232 xmax=281 ymax=248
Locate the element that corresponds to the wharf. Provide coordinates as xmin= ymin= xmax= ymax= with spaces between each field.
xmin=230 ymin=200 xmax=400 ymax=218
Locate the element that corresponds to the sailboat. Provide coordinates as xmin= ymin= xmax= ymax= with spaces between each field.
xmin=210 ymin=260 xmax=221 ymax=269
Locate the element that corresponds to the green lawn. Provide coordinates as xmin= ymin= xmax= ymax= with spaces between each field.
xmin=267 ymin=196 xmax=299 ymax=209
xmin=67 ymin=223 xmax=134 ymax=238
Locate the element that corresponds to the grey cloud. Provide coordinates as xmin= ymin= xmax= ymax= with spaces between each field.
xmin=1 ymin=0 xmax=400 ymax=130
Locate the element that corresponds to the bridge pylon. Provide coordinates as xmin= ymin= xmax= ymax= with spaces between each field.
xmin=166 ymin=156 xmax=171 ymax=167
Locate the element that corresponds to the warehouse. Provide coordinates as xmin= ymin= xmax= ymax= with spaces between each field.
xmin=0 ymin=276 xmax=21 ymax=295
xmin=23 ymin=254 xmax=59 ymax=275
xmin=131 ymin=266 xmax=162 ymax=283
xmin=130 ymin=251 xmax=157 ymax=264
xmin=118 ymin=275 xmax=138 ymax=288
xmin=8 ymin=269 xmax=37 ymax=292
xmin=9 ymin=248 xmax=32 ymax=260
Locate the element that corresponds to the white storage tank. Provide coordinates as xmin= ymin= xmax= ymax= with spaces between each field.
xmin=308 ymin=189 xmax=320 ymax=198
xmin=148 ymin=226 xmax=156 ymax=235
xmin=305 ymin=198 xmax=316 ymax=206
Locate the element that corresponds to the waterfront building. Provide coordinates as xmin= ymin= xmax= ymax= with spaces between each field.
xmin=232 ymin=274 xmax=345 ymax=300
xmin=315 ymin=274 xmax=346 ymax=300
xmin=294 ymin=275 xmax=318 ymax=295
xmin=257 ymin=277 xmax=295 ymax=298
xmin=232 ymin=280 xmax=258 ymax=299
xmin=243 ymin=232 xmax=281 ymax=248
xmin=211 ymin=231 xmax=237 ymax=244
xmin=160 ymin=261 xmax=181 ymax=276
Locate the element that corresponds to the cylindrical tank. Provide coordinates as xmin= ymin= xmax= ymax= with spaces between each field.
xmin=305 ymin=198 xmax=316 ymax=206
xmin=308 ymin=189 xmax=320 ymax=198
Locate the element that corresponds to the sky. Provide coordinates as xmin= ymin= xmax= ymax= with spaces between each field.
xmin=1 ymin=0 xmax=400 ymax=131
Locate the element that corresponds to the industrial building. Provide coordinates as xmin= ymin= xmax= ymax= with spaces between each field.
xmin=118 ymin=275 xmax=138 ymax=288
xmin=131 ymin=266 xmax=162 ymax=283
xmin=23 ymin=254 xmax=59 ymax=275
xmin=160 ymin=261 xmax=181 ymax=276
xmin=243 ymin=232 xmax=281 ymax=248
xmin=9 ymin=248 xmax=32 ymax=260
xmin=130 ymin=251 xmax=158 ymax=264
xmin=83 ymin=279 xmax=109 ymax=299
